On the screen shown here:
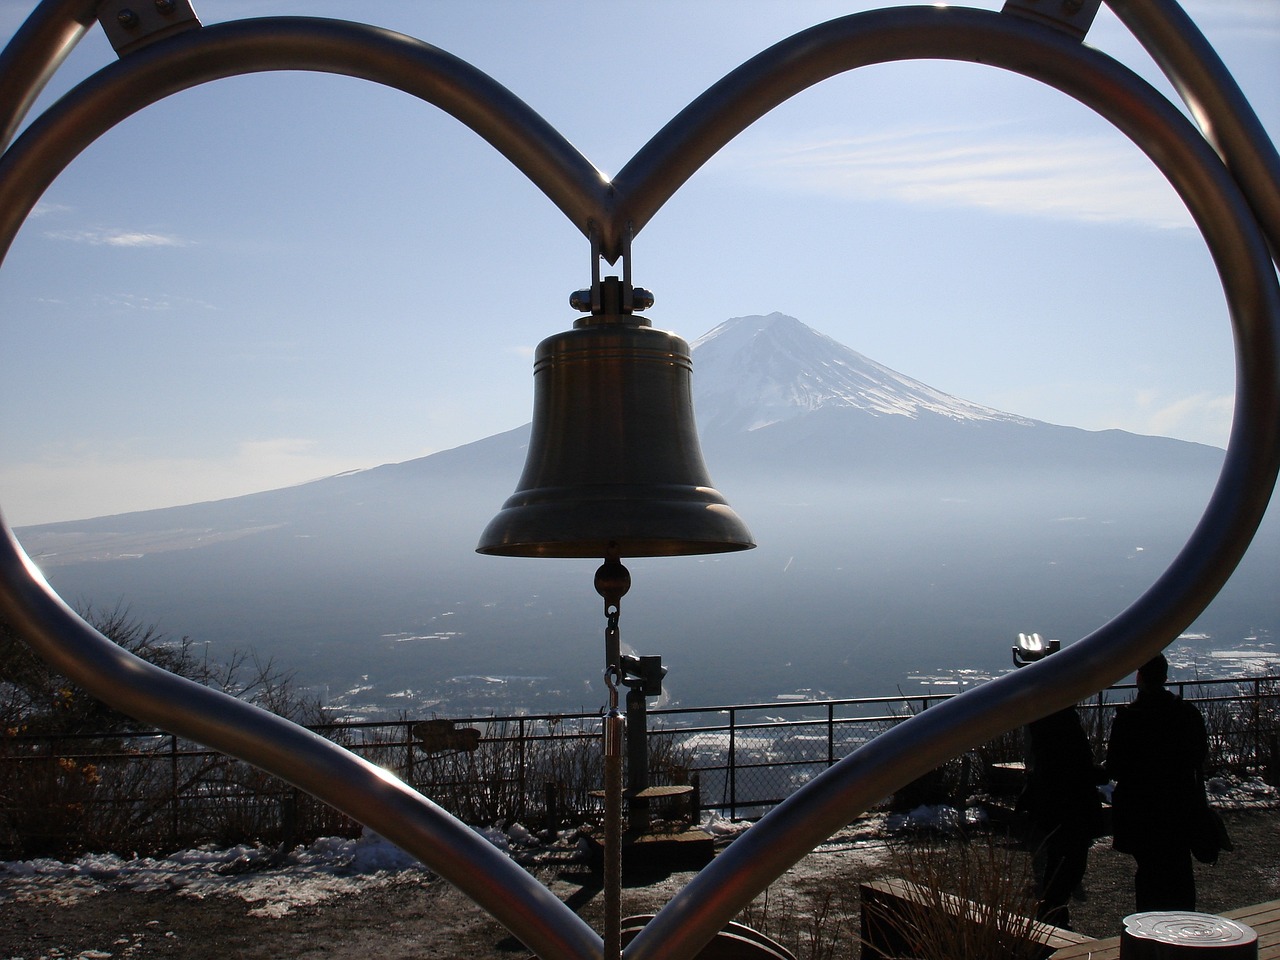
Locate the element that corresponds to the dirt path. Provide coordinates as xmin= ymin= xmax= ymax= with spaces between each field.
xmin=3 ymin=809 xmax=1277 ymax=960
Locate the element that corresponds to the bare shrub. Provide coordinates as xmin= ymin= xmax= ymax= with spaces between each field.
xmin=1 ymin=604 xmax=326 ymax=856
xmin=736 ymin=882 xmax=858 ymax=960
xmin=865 ymin=833 xmax=1046 ymax=960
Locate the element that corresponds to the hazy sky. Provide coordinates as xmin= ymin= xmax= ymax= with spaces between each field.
xmin=0 ymin=0 xmax=1276 ymax=526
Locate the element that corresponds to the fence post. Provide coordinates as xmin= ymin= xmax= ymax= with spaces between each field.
xmin=827 ymin=703 xmax=835 ymax=768
xmin=518 ymin=717 xmax=527 ymax=823
xmin=1252 ymin=678 xmax=1261 ymax=772
xmin=169 ymin=733 xmax=179 ymax=847
xmin=1095 ymin=690 xmax=1107 ymax=757
xmin=728 ymin=708 xmax=737 ymax=821
xmin=405 ymin=720 xmax=415 ymax=785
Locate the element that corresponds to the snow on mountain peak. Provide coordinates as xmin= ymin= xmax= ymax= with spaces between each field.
xmin=689 ymin=313 xmax=1030 ymax=434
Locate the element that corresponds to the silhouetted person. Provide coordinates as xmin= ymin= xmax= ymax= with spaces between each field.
xmin=1018 ymin=705 xmax=1106 ymax=929
xmin=1105 ymin=653 xmax=1208 ymax=912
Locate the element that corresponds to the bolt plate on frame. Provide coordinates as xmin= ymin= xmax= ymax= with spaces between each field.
xmin=1002 ymin=0 xmax=1102 ymax=41
xmin=97 ymin=0 xmax=201 ymax=57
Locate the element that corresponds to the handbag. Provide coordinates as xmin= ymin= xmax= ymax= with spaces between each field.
xmin=1189 ymin=780 xmax=1233 ymax=864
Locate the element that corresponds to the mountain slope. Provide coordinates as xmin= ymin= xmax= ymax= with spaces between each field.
xmin=11 ymin=314 xmax=1270 ymax=715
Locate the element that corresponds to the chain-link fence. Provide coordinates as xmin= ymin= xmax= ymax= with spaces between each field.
xmin=3 ymin=676 xmax=1276 ymax=857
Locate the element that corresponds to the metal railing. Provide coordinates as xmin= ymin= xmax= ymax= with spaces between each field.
xmin=2 ymin=675 xmax=1276 ymax=856
xmin=664 ymin=676 xmax=1280 ymax=819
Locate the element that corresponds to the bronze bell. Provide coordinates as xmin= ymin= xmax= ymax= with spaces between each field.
xmin=477 ymin=279 xmax=754 ymax=559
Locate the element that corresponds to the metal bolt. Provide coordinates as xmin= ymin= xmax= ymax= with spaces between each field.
xmin=116 ymin=8 xmax=139 ymax=28
xmin=570 ymin=285 xmax=653 ymax=312
xmin=155 ymin=0 xmax=175 ymax=12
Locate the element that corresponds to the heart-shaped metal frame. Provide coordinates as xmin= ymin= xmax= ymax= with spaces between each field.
xmin=0 ymin=4 xmax=1277 ymax=959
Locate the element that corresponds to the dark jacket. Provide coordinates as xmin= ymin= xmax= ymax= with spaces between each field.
xmin=1105 ymin=688 xmax=1207 ymax=853
xmin=1019 ymin=706 xmax=1106 ymax=839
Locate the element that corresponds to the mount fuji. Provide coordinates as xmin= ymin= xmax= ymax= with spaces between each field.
xmin=691 ymin=312 xmax=1031 ymax=434
xmin=13 ymin=314 xmax=1275 ymax=715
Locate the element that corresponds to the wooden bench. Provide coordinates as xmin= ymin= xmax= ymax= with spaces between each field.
xmin=860 ymin=878 xmax=1091 ymax=960
xmin=588 ymin=782 xmax=698 ymax=829
xmin=1049 ymin=900 xmax=1280 ymax=960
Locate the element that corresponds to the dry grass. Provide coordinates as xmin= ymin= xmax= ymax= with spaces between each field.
xmin=863 ymin=834 xmax=1048 ymax=960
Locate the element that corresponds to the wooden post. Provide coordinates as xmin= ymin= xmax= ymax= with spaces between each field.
xmin=1121 ymin=912 xmax=1257 ymax=960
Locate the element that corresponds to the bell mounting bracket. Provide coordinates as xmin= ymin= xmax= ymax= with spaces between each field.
xmin=571 ymin=221 xmax=653 ymax=318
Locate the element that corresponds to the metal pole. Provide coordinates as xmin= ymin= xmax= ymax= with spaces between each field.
xmin=626 ymin=686 xmax=650 ymax=832
xmin=169 ymin=733 xmax=178 ymax=847
xmin=728 ymin=707 xmax=737 ymax=821
xmin=593 ymin=557 xmax=631 ymax=959
xmin=602 ymin=669 xmax=625 ymax=960
xmin=827 ymin=703 xmax=835 ymax=769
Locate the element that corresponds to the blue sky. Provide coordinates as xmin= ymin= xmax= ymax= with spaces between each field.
xmin=0 ymin=0 xmax=1276 ymax=526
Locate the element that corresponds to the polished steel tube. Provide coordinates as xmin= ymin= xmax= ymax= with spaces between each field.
xmin=1107 ymin=0 xmax=1280 ymax=259
xmin=0 ymin=19 xmax=612 ymax=957
xmin=625 ymin=9 xmax=1280 ymax=960
xmin=0 ymin=16 xmax=608 ymax=259
xmin=0 ymin=0 xmax=98 ymax=150
xmin=0 ymin=4 xmax=1276 ymax=960
xmin=0 ymin=527 xmax=602 ymax=959
xmin=603 ymin=702 xmax=626 ymax=960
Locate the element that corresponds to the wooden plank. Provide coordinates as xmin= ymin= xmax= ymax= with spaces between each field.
xmin=1050 ymin=900 xmax=1280 ymax=960
xmin=860 ymin=878 xmax=1088 ymax=960
xmin=587 ymin=784 xmax=694 ymax=799
xmin=1050 ymin=940 xmax=1122 ymax=960
xmin=1208 ymin=901 xmax=1279 ymax=960
xmin=1225 ymin=901 xmax=1280 ymax=926
xmin=632 ymin=784 xmax=695 ymax=799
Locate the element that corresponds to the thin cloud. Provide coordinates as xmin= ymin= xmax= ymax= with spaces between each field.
xmin=0 ymin=438 xmax=364 ymax=527
xmin=92 ymin=292 xmax=215 ymax=312
xmin=31 ymin=201 xmax=73 ymax=217
xmin=720 ymin=126 xmax=1194 ymax=230
xmin=43 ymin=227 xmax=190 ymax=247
xmin=1137 ymin=390 xmax=1234 ymax=447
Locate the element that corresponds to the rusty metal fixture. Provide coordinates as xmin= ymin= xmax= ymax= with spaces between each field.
xmin=412 ymin=719 xmax=481 ymax=755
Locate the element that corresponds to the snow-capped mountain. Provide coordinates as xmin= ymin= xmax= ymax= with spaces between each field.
xmin=690 ymin=313 xmax=1032 ymax=435
xmin=13 ymin=313 xmax=1269 ymax=716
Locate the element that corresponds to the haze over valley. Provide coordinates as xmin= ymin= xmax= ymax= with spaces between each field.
xmin=15 ymin=314 xmax=1278 ymax=717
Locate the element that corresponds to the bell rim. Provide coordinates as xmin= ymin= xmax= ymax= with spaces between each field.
xmin=476 ymin=487 xmax=755 ymax=558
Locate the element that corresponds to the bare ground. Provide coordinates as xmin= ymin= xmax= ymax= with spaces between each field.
xmin=2 ymin=808 xmax=1277 ymax=960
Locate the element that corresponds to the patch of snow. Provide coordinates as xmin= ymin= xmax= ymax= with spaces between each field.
xmin=886 ymin=804 xmax=965 ymax=835
xmin=1205 ymin=775 xmax=1279 ymax=809
xmin=701 ymin=812 xmax=751 ymax=840
xmin=0 ymin=830 xmax=445 ymax=914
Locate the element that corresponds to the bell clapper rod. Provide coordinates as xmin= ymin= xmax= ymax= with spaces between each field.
xmin=595 ymin=552 xmax=630 ymax=960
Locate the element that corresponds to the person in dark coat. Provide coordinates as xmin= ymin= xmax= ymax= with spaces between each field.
xmin=1018 ymin=705 xmax=1106 ymax=929
xmin=1105 ymin=653 xmax=1208 ymax=912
